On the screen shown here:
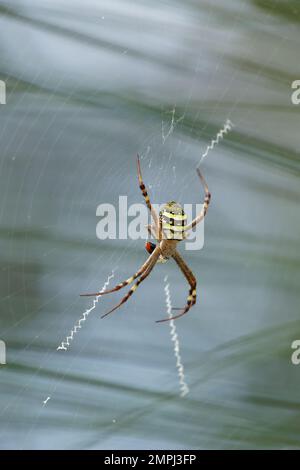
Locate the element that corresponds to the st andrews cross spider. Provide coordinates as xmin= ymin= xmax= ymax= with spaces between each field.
xmin=81 ymin=155 xmax=211 ymax=322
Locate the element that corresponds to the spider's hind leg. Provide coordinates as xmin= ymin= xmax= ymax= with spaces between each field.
xmin=156 ymin=250 xmax=197 ymax=323
xmin=80 ymin=247 xmax=159 ymax=297
xmin=156 ymin=286 xmax=196 ymax=323
xmin=101 ymin=246 xmax=161 ymax=318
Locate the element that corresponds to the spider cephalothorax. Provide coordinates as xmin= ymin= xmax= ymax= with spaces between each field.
xmin=81 ymin=155 xmax=211 ymax=322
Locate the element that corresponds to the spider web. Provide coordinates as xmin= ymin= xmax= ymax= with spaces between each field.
xmin=0 ymin=0 xmax=297 ymax=450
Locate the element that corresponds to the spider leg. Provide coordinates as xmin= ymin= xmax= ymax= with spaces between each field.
xmin=137 ymin=154 xmax=159 ymax=236
xmin=156 ymin=250 xmax=197 ymax=323
xmin=101 ymin=246 xmax=161 ymax=318
xmin=145 ymin=224 xmax=157 ymax=240
xmin=80 ymin=248 xmax=159 ymax=297
xmin=184 ymin=168 xmax=211 ymax=231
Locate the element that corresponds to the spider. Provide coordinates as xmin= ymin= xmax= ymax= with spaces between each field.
xmin=81 ymin=155 xmax=211 ymax=322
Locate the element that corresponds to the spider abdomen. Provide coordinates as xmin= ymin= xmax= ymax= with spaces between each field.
xmin=159 ymin=201 xmax=187 ymax=241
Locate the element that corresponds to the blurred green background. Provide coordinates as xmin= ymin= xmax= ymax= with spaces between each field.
xmin=0 ymin=0 xmax=300 ymax=449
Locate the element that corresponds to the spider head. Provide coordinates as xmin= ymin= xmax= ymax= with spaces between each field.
xmin=160 ymin=201 xmax=187 ymax=241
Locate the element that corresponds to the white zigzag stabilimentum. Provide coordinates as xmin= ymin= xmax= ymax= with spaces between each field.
xmin=164 ymin=275 xmax=189 ymax=398
xmin=199 ymin=119 xmax=234 ymax=166
xmin=57 ymin=271 xmax=115 ymax=351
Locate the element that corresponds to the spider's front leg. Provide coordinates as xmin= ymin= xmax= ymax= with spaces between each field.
xmin=137 ymin=154 xmax=159 ymax=238
xmin=184 ymin=168 xmax=211 ymax=232
xmin=145 ymin=224 xmax=157 ymax=240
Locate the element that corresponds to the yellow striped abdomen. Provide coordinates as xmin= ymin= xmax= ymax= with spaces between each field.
xmin=160 ymin=201 xmax=187 ymax=240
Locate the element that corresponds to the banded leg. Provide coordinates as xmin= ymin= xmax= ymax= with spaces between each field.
xmin=101 ymin=246 xmax=161 ymax=318
xmin=137 ymin=154 xmax=159 ymax=235
xmin=80 ymin=248 xmax=159 ymax=297
xmin=184 ymin=168 xmax=211 ymax=231
xmin=145 ymin=224 xmax=157 ymax=240
xmin=156 ymin=250 xmax=196 ymax=323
